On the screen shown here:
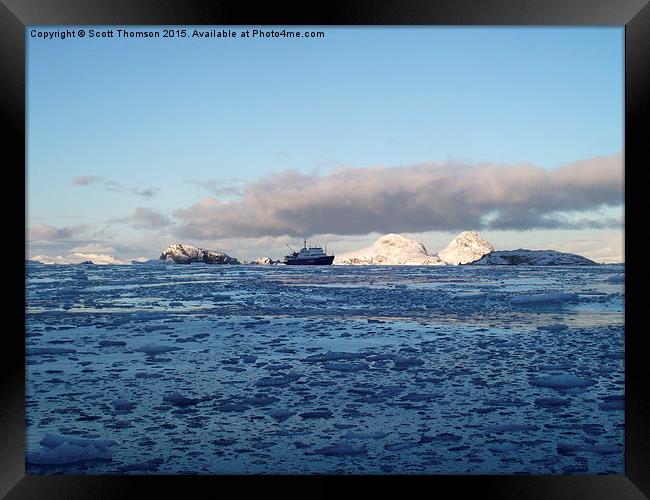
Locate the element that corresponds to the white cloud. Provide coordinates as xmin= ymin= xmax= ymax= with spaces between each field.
xmin=174 ymin=153 xmax=623 ymax=239
xmin=28 ymin=223 xmax=88 ymax=241
xmin=109 ymin=207 xmax=171 ymax=230
xmin=71 ymin=176 xmax=158 ymax=198
xmin=70 ymin=243 xmax=117 ymax=254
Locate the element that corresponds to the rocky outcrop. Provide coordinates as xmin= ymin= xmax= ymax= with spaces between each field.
xmin=469 ymin=249 xmax=596 ymax=266
xmin=253 ymin=257 xmax=280 ymax=265
xmin=159 ymin=243 xmax=240 ymax=265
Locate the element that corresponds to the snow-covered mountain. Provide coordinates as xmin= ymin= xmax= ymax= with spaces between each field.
xmin=159 ymin=243 xmax=240 ymax=264
xmin=334 ymin=234 xmax=445 ymax=266
xmin=332 ymin=231 xmax=596 ymax=267
xmin=470 ymin=249 xmax=596 ymax=266
xmin=437 ymin=231 xmax=494 ymax=265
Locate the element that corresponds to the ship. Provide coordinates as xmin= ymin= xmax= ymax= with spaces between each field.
xmin=284 ymin=240 xmax=335 ymax=265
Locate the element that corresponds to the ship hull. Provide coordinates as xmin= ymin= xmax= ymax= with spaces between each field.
xmin=285 ymin=255 xmax=334 ymax=265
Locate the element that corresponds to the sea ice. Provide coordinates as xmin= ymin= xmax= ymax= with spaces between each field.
xmin=452 ymin=293 xmax=485 ymax=300
xmin=136 ymin=344 xmax=182 ymax=356
xmin=384 ymin=441 xmax=420 ymax=451
xmin=40 ymin=434 xmax=117 ymax=449
xmin=322 ymin=362 xmax=369 ymax=372
xmin=27 ymin=347 xmax=77 ymax=356
xmin=392 ymin=356 xmax=425 ymax=370
xmin=537 ymin=323 xmax=569 ymax=332
xmin=99 ymin=341 xmax=127 ymax=348
xmin=27 ymin=434 xmax=117 ymax=465
xmin=534 ymin=397 xmax=570 ymax=408
xmin=511 ymin=293 xmax=580 ymax=305
xmin=530 ymin=374 xmax=596 ymax=389
xmin=27 ymin=442 xmax=112 ymax=465
xmin=303 ymin=351 xmax=365 ymax=363
xmin=488 ymin=443 xmax=523 ymax=453
xmin=311 ymin=443 xmax=366 ymax=457
xmin=557 ymin=443 xmax=620 ymax=455
xmin=267 ymin=409 xmax=296 ymax=421
xmin=342 ymin=431 xmax=390 ymax=440
xmin=299 ymin=410 xmax=333 ymax=419
xmin=255 ymin=373 xmax=301 ymax=387
xmin=25 ymin=260 xmax=625 ymax=474
xmin=302 ymin=297 xmax=328 ymax=305
xmin=485 ymin=424 xmax=540 ymax=432
xmin=162 ymin=391 xmax=200 ymax=407
xmin=110 ymin=399 xmax=137 ymax=411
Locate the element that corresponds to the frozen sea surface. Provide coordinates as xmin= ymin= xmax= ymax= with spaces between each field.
xmin=25 ymin=262 xmax=624 ymax=474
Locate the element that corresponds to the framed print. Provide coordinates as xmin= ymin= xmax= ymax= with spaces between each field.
xmin=2 ymin=0 xmax=648 ymax=498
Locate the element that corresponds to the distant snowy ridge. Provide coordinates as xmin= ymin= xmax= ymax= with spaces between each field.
xmin=437 ymin=231 xmax=494 ymax=265
xmin=132 ymin=258 xmax=165 ymax=265
xmin=29 ymin=253 xmax=128 ymax=265
xmin=159 ymin=243 xmax=240 ymax=264
xmin=334 ymin=234 xmax=445 ymax=266
xmin=31 ymin=233 xmax=599 ymax=267
xmin=470 ymin=249 xmax=596 ymax=266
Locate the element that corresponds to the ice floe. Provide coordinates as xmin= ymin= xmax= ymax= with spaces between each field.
xmin=27 ymin=434 xmax=117 ymax=465
xmin=25 ymin=260 xmax=624 ymax=474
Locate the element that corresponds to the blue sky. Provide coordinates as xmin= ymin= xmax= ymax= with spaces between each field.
xmin=26 ymin=26 xmax=624 ymax=263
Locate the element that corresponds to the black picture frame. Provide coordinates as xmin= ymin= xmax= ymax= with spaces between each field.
xmin=3 ymin=0 xmax=648 ymax=497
